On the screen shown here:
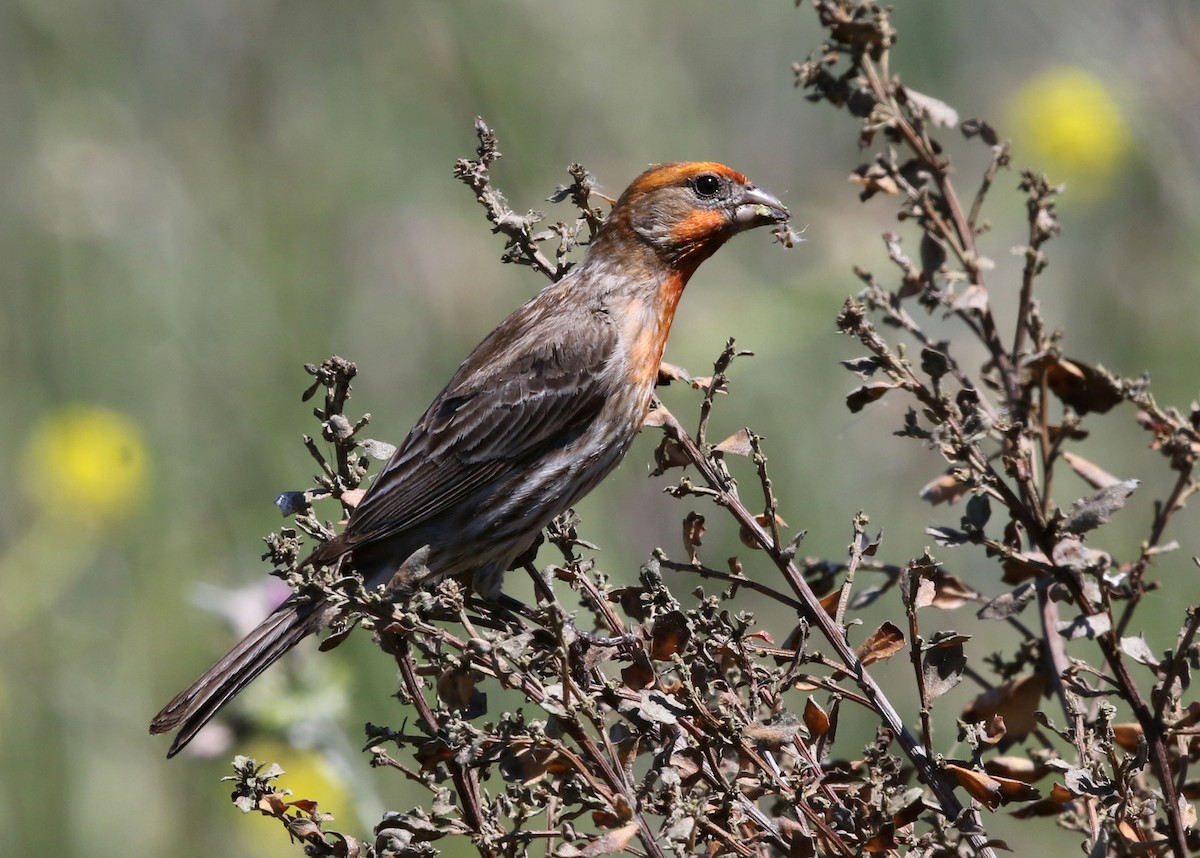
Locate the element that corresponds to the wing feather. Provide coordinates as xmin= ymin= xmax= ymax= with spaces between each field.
xmin=341 ymin=300 xmax=617 ymax=546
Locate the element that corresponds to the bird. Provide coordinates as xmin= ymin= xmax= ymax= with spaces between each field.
xmin=150 ymin=161 xmax=789 ymax=757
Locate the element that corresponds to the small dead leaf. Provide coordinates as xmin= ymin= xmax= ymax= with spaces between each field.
xmin=857 ymin=622 xmax=906 ymax=666
xmin=1112 ymin=723 xmax=1144 ymax=753
xmin=669 ymin=747 xmax=704 ymax=786
xmin=1056 ymin=613 xmax=1111 ymax=641
xmin=849 ymin=163 xmax=900 ymax=199
xmin=555 ymin=822 xmax=640 ymax=858
xmin=649 ymin=611 xmax=691 ymax=661
xmin=803 ymin=697 xmax=830 ymax=737
xmin=846 ymin=382 xmax=897 ymax=413
xmin=657 ymin=362 xmax=691 ymax=386
xmin=360 ymin=438 xmax=396 ymax=461
xmin=841 ymin=355 xmax=887 ymax=380
xmin=1061 ymin=480 xmax=1139 ymax=535
xmin=922 ymin=633 xmax=968 ymax=700
xmin=945 ymin=765 xmax=1003 ymax=809
xmin=1026 ymin=355 xmax=1124 ymax=415
xmin=977 ymin=582 xmax=1037 ymax=620
xmin=818 ymin=590 xmax=840 ymax=618
xmin=919 ymin=471 xmax=970 ymax=506
xmin=641 ymin=408 xmax=668 ymax=428
xmin=1051 ymin=536 xmax=1112 ymax=573
xmin=742 ymin=714 xmax=802 ymax=748
xmin=927 ymin=525 xmax=970 ymax=547
xmin=985 ymin=756 xmax=1045 ymax=783
xmin=714 ymin=428 xmax=755 ymax=457
xmin=945 ymin=764 xmax=1039 ymax=809
xmin=652 ymin=437 xmax=690 ymax=474
xmin=1119 ymin=636 xmax=1160 ymax=668
xmin=436 ymin=667 xmax=482 ymax=711
xmin=981 ymin=714 xmax=1007 ymax=746
xmin=620 ymin=653 xmax=655 ymax=690
xmin=930 ymin=573 xmax=978 ymax=609
xmin=952 ymin=284 xmax=989 ymax=313
xmin=963 ymin=672 xmax=1046 ymax=740
xmin=739 ymin=512 xmax=787 ymax=550
xmin=902 ymin=86 xmax=960 ymax=127
xmin=340 ymin=488 xmax=366 ymax=510
xmin=1061 ymin=451 xmax=1121 ymax=490
xmin=682 ymin=512 xmax=705 ymax=563
xmin=688 ymin=375 xmax=727 ymax=396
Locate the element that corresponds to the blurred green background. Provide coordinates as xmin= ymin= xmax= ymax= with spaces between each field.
xmin=3 ymin=1 xmax=1199 ymax=855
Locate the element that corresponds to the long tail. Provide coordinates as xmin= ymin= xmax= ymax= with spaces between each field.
xmin=149 ymin=596 xmax=324 ymax=757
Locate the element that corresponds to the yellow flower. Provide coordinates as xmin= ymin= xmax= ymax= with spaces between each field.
xmin=22 ymin=406 xmax=148 ymax=523
xmin=1007 ymin=67 xmax=1132 ymax=198
xmin=236 ymin=743 xmax=352 ymax=855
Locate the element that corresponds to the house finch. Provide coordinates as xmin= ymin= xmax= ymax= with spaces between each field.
xmin=150 ymin=161 xmax=788 ymax=756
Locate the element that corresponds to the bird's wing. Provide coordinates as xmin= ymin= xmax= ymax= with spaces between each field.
xmin=340 ymin=303 xmax=618 ymax=546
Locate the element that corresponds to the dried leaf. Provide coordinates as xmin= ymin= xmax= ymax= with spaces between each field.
xmin=930 ymin=573 xmax=978 ymax=609
xmin=682 ymin=512 xmax=705 ymax=563
xmin=1061 ymin=480 xmax=1139 ymax=535
xmin=656 ymin=361 xmax=690 ymax=385
xmin=906 ymin=566 xmax=937 ymax=610
xmin=841 ymin=356 xmax=887 ymax=380
xmin=919 ymin=471 xmax=970 ymax=506
xmin=945 ymin=764 xmax=1039 ymax=809
xmin=624 ymin=691 xmax=682 ymax=726
xmin=927 ymin=525 xmax=970 ymax=547
xmin=688 ymin=375 xmax=727 ymax=395
xmin=743 ymin=713 xmax=802 ymax=748
xmin=739 ymin=512 xmax=787 ymax=550
xmin=554 ymin=823 xmax=640 ymax=857
xmin=985 ymin=756 xmax=1045 ymax=783
xmin=1112 ymin=723 xmax=1144 ymax=753
xmin=1056 ymin=613 xmax=1111 ymax=641
xmin=818 ymin=590 xmax=840 ymax=618
xmin=846 ymin=382 xmax=897 ymax=413
xmin=849 ymin=163 xmax=900 ymax=198
xmin=803 ymin=697 xmax=830 ymax=737
xmin=1051 ymin=536 xmax=1112 ymax=572
xmin=848 ymin=585 xmax=887 ymax=611
xmin=714 ymin=428 xmax=754 ymax=457
xmin=963 ymin=672 xmax=1046 ymax=740
xmin=641 ymin=408 xmax=668 ymax=429
xmin=922 ymin=632 xmax=968 ymax=699
xmin=978 ymin=582 xmax=1037 ymax=620
xmin=652 ymin=436 xmax=690 ymax=473
xmin=360 ymin=438 xmax=396 ymax=461
xmin=620 ymin=654 xmax=654 ymax=690
xmin=436 ymin=667 xmax=482 ymax=711
xmin=1061 ymin=451 xmax=1121 ymax=490
xmin=1119 ymin=636 xmax=1161 ymax=668
xmin=649 ymin=611 xmax=691 ymax=661
xmin=669 ymin=747 xmax=704 ymax=786
xmin=1027 ymin=355 xmax=1124 ymax=415
xmin=857 ymin=622 xmax=906 ymax=666
xmin=952 ymin=284 xmax=989 ymax=313
xmin=902 ymin=86 xmax=960 ymax=127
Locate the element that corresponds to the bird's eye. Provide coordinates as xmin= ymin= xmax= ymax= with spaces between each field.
xmin=691 ymin=173 xmax=722 ymax=198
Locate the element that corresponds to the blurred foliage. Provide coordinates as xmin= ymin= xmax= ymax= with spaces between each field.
xmin=1 ymin=2 xmax=1198 ymax=857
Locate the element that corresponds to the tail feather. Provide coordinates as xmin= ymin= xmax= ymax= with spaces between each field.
xmin=149 ymin=597 xmax=323 ymax=757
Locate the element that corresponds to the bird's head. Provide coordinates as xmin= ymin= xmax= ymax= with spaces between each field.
xmin=597 ymin=162 xmax=789 ymax=277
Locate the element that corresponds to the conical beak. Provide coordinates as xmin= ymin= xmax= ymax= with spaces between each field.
xmin=732 ymin=184 xmax=790 ymax=229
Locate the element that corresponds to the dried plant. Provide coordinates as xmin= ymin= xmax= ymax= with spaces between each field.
xmin=217 ymin=5 xmax=1200 ymax=857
